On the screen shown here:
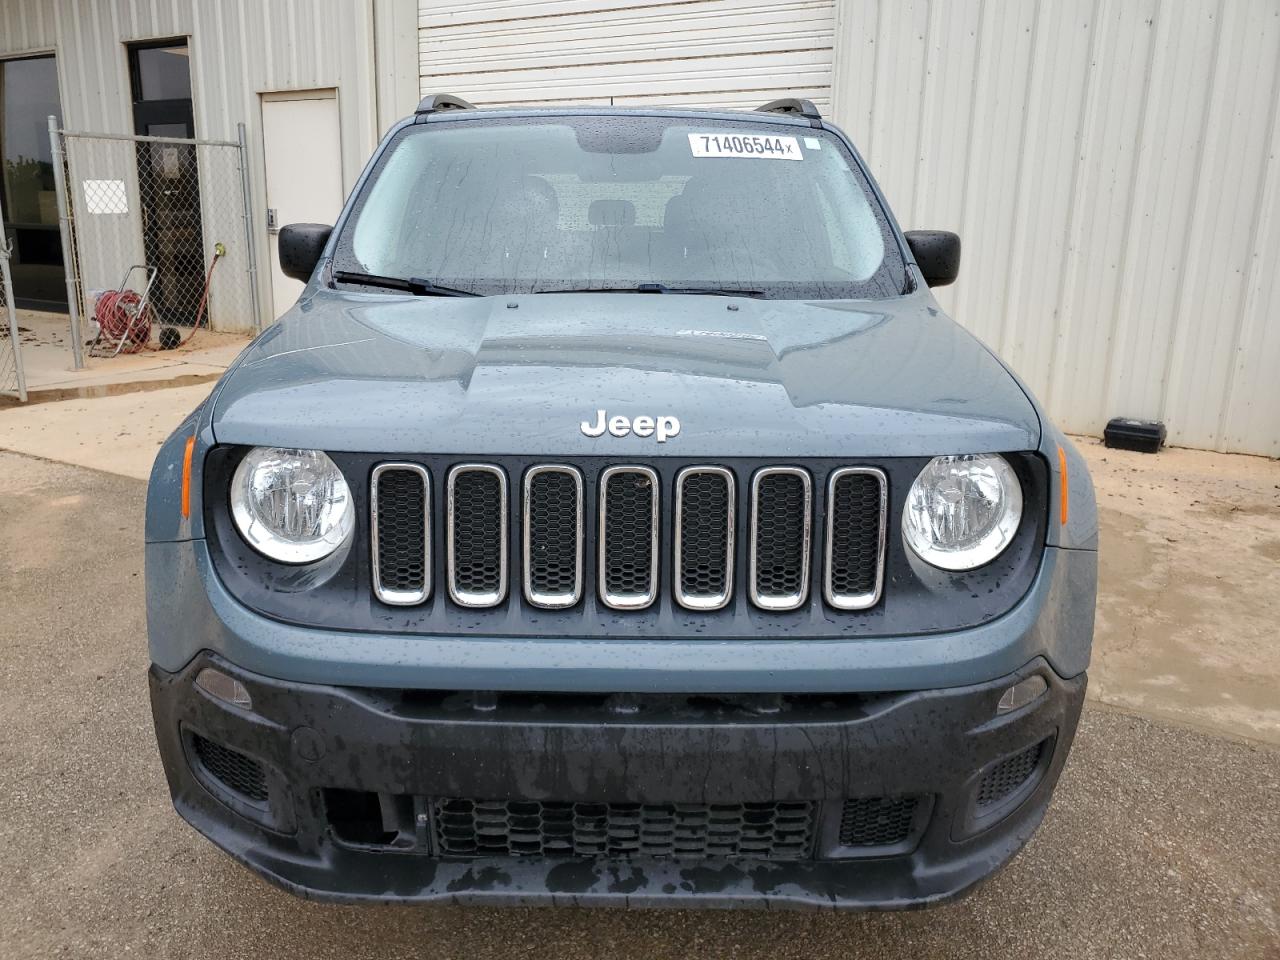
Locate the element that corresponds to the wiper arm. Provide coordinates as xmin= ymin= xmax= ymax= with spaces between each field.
xmin=333 ymin=270 xmax=480 ymax=297
xmin=536 ymin=283 xmax=766 ymax=298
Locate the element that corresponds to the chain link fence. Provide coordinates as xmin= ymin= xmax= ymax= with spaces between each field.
xmin=0 ymin=232 xmax=28 ymax=401
xmin=51 ymin=123 xmax=260 ymax=367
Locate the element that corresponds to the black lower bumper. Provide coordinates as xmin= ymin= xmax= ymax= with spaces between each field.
xmin=149 ymin=654 xmax=1085 ymax=909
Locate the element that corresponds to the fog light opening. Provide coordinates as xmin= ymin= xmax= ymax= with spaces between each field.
xmin=195 ymin=667 xmax=253 ymax=710
xmin=996 ymin=675 xmax=1047 ymax=715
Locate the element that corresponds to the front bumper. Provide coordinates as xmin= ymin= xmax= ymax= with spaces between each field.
xmin=150 ymin=653 xmax=1086 ymax=909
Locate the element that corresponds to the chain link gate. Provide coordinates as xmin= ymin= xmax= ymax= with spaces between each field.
xmin=0 ymin=228 xmax=28 ymax=402
xmin=50 ymin=121 xmax=261 ymax=368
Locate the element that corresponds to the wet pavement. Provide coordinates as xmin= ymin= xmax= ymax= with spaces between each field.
xmin=1 ymin=450 xmax=1277 ymax=959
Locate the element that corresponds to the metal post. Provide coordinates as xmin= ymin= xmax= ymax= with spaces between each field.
xmin=48 ymin=115 xmax=85 ymax=369
xmin=1 ymin=238 xmax=27 ymax=402
xmin=237 ymin=122 xmax=264 ymax=329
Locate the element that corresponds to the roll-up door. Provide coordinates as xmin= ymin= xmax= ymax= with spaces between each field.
xmin=418 ymin=0 xmax=835 ymax=110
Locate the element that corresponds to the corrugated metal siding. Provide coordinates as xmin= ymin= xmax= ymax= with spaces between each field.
xmin=832 ymin=0 xmax=1280 ymax=456
xmin=0 ymin=2 xmax=56 ymax=53
xmin=419 ymin=0 xmax=836 ymax=110
xmin=0 ymin=0 xmax=413 ymax=332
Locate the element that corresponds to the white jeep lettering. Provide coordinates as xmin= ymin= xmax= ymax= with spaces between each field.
xmin=580 ymin=410 xmax=681 ymax=442
xmin=580 ymin=409 xmax=607 ymax=437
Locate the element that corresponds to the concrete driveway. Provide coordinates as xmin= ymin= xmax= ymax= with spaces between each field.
xmin=1 ymin=399 xmax=1278 ymax=958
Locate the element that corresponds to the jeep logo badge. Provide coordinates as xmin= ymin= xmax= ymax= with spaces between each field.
xmin=581 ymin=409 xmax=681 ymax=443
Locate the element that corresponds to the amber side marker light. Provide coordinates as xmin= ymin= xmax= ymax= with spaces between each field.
xmin=181 ymin=434 xmax=197 ymax=518
xmin=1057 ymin=445 xmax=1069 ymax=526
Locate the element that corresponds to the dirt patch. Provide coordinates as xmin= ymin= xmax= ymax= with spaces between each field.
xmin=1081 ymin=437 xmax=1280 ymax=743
xmin=1254 ymin=538 xmax=1280 ymax=562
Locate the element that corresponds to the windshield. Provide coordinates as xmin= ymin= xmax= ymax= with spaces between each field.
xmin=334 ymin=115 xmax=906 ymax=300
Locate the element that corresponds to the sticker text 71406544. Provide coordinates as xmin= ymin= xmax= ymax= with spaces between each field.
xmin=688 ymin=133 xmax=803 ymax=161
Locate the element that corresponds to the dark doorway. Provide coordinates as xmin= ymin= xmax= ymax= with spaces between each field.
xmin=0 ymin=55 xmax=67 ymax=311
xmin=128 ymin=40 xmax=204 ymax=325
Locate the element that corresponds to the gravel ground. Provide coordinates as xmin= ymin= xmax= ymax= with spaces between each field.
xmin=1 ymin=450 xmax=1278 ymax=959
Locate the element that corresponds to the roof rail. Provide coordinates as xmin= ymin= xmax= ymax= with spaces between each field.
xmin=415 ymin=93 xmax=476 ymax=115
xmin=755 ymin=97 xmax=822 ymax=121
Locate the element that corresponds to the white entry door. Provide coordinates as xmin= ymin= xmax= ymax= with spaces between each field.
xmin=261 ymin=90 xmax=343 ymax=318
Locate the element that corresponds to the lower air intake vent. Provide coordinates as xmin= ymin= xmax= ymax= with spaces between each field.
xmin=838 ymin=796 xmax=920 ymax=847
xmin=433 ymin=798 xmax=816 ymax=860
xmin=192 ymin=734 xmax=268 ymax=803
xmin=977 ymin=740 xmax=1047 ymax=809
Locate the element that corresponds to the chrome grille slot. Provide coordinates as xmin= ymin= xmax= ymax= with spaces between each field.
xmin=674 ymin=466 xmax=735 ymax=610
xmin=749 ymin=467 xmax=812 ymax=611
xmin=523 ymin=465 xmax=584 ymax=608
xmin=598 ymin=465 xmax=659 ymax=610
xmin=824 ymin=467 xmax=887 ymax=610
xmin=371 ymin=463 xmax=430 ymax=605
xmin=446 ymin=464 xmax=508 ymax=607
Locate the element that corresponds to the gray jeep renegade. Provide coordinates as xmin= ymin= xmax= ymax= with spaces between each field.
xmin=146 ymin=95 xmax=1098 ymax=909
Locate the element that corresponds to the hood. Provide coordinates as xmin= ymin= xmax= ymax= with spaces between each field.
xmin=211 ymin=288 xmax=1040 ymax=457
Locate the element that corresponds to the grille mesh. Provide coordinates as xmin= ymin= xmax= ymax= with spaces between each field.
xmin=374 ymin=467 xmax=428 ymax=601
xmin=600 ymin=469 xmax=657 ymax=606
xmin=677 ymin=470 xmax=732 ymax=607
xmin=433 ymin=798 xmax=816 ymax=860
xmin=449 ymin=468 xmax=506 ymax=602
xmin=838 ymin=796 xmax=919 ymax=847
xmin=752 ymin=471 xmax=810 ymax=605
xmin=976 ymin=740 xmax=1046 ymax=809
xmin=826 ymin=470 xmax=883 ymax=606
xmin=192 ymin=734 xmax=268 ymax=803
xmin=525 ymin=469 xmax=581 ymax=604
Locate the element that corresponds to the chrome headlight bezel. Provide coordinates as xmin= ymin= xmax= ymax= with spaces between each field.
xmin=230 ymin=446 xmax=355 ymax=564
xmin=902 ymin=453 xmax=1023 ymax=571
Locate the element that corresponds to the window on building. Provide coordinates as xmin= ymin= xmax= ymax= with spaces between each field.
xmin=127 ymin=39 xmax=205 ymax=325
xmin=0 ymin=55 xmax=66 ymax=311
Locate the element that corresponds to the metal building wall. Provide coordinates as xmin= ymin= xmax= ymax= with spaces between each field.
xmin=832 ymin=0 xmax=1280 ymax=456
xmin=0 ymin=0 xmax=417 ymax=332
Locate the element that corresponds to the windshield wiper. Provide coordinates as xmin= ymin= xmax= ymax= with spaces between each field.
xmin=535 ymin=283 xmax=766 ymax=298
xmin=333 ymin=270 xmax=480 ymax=297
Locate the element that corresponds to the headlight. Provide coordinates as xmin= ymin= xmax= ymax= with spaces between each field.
xmin=902 ymin=454 xmax=1022 ymax=570
xmin=230 ymin=447 xmax=354 ymax=564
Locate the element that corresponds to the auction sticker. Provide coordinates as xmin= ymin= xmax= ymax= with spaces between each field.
xmin=688 ymin=132 xmax=802 ymax=160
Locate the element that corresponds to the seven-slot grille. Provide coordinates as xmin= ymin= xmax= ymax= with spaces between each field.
xmin=370 ymin=463 xmax=887 ymax=613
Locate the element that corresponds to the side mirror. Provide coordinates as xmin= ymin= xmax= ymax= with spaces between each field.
xmin=904 ymin=230 xmax=960 ymax=287
xmin=278 ymin=223 xmax=333 ymax=282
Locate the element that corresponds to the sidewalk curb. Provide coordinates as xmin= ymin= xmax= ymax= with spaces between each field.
xmin=0 ymin=371 xmax=223 ymax=410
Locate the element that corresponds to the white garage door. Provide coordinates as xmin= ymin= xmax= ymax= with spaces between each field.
xmin=418 ymin=0 xmax=835 ymax=111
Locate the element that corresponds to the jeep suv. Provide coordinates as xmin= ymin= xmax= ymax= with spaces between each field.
xmin=146 ymin=95 xmax=1097 ymax=909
